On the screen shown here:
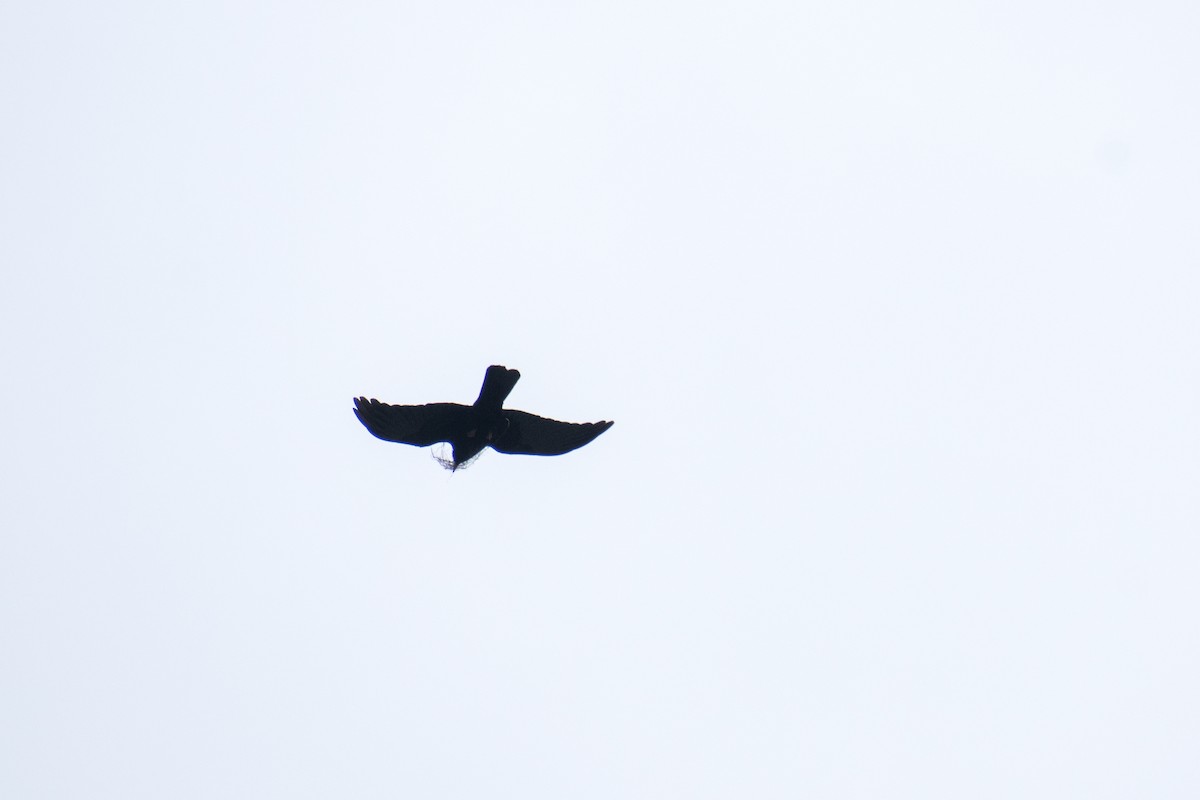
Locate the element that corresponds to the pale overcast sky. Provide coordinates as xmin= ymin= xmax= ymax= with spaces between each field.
xmin=3 ymin=1 xmax=1198 ymax=797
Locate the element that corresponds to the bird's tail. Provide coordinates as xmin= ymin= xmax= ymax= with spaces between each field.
xmin=474 ymin=365 xmax=520 ymax=409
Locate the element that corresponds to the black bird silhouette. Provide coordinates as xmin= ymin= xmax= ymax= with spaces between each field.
xmin=353 ymin=365 xmax=613 ymax=470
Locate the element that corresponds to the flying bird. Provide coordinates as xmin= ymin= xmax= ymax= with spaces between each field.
xmin=353 ymin=365 xmax=613 ymax=470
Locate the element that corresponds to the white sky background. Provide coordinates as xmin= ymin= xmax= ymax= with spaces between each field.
xmin=2 ymin=1 xmax=1199 ymax=796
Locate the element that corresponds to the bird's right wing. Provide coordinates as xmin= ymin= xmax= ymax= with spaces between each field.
xmin=492 ymin=410 xmax=613 ymax=456
xmin=353 ymin=398 xmax=472 ymax=447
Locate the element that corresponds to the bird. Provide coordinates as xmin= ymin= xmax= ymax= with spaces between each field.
xmin=353 ymin=365 xmax=613 ymax=470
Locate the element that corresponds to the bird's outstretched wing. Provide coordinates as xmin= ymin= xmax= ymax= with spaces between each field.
xmin=353 ymin=398 xmax=472 ymax=447
xmin=492 ymin=410 xmax=613 ymax=456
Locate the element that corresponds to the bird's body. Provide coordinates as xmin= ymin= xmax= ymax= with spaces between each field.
xmin=353 ymin=366 xmax=612 ymax=470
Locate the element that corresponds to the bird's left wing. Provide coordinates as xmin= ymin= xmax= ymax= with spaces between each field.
xmin=353 ymin=398 xmax=471 ymax=447
xmin=491 ymin=410 xmax=613 ymax=456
